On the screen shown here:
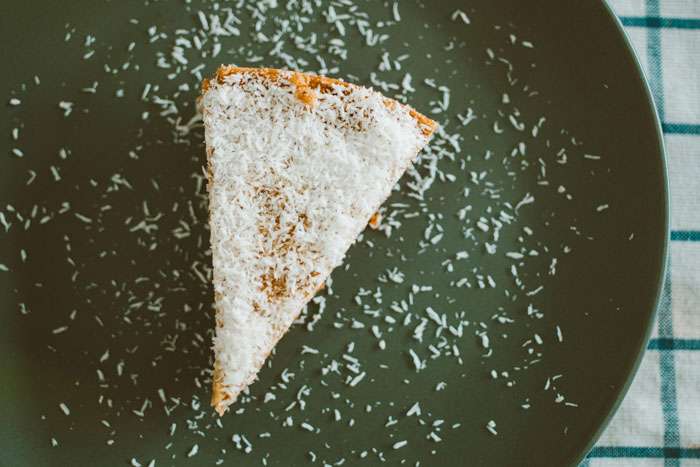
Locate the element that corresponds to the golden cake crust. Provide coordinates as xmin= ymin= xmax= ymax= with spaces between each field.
xmin=201 ymin=66 xmax=437 ymax=136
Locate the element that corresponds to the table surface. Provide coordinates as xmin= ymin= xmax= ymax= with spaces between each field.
xmin=586 ymin=0 xmax=700 ymax=466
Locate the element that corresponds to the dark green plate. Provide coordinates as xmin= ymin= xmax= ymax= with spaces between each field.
xmin=0 ymin=0 xmax=667 ymax=466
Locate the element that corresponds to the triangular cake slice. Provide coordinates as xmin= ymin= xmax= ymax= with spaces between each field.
xmin=199 ymin=66 xmax=437 ymax=415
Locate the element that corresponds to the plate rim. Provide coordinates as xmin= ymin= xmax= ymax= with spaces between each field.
xmin=569 ymin=0 xmax=670 ymax=464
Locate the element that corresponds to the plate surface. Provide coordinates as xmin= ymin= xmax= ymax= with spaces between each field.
xmin=0 ymin=0 xmax=667 ymax=466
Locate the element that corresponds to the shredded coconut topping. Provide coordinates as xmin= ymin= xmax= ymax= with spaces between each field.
xmin=200 ymin=67 xmax=435 ymax=414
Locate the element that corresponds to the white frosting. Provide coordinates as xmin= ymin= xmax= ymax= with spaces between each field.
xmin=200 ymin=69 xmax=434 ymax=412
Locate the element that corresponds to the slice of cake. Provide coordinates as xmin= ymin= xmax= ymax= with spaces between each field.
xmin=199 ymin=66 xmax=437 ymax=415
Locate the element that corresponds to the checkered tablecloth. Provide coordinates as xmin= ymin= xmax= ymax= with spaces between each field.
xmin=581 ymin=1 xmax=700 ymax=466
